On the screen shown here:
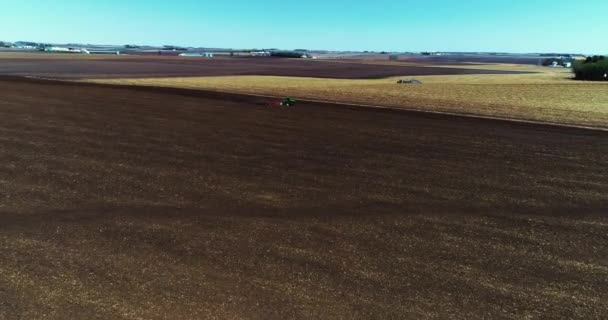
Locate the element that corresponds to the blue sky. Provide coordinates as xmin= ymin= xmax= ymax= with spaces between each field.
xmin=2 ymin=0 xmax=606 ymax=53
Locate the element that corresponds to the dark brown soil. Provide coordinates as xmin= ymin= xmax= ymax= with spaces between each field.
xmin=0 ymin=78 xmax=606 ymax=319
xmin=401 ymin=54 xmax=542 ymax=65
xmin=337 ymin=54 xmax=543 ymax=65
xmin=0 ymin=55 xmax=530 ymax=79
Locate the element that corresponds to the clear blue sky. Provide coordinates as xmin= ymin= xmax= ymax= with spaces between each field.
xmin=2 ymin=0 xmax=606 ymax=53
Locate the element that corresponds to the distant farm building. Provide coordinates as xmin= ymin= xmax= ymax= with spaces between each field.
xmin=251 ymin=51 xmax=271 ymax=57
xmin=179 ymin=52 xmax=213 ymax=58
xmin=542 ymin=57 xmax=574 ymax=68
xmin=14 ymin=41 xmax=39 ymax=49
xmin=179 ymin=53 xmax=203 ymax=57
xmin=44 ymin=47 xmax=88 ymax=54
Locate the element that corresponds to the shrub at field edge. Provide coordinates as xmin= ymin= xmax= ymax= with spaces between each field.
xmin=573 ymin=56 xmax=608 ymax=81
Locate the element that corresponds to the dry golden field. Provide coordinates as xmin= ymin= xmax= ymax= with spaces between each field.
xmin=87 ymin=65 xmax=608 ymax=128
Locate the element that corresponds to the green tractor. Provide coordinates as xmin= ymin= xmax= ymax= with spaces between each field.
xmin=280 ymin=97 xmax=297 ymax=107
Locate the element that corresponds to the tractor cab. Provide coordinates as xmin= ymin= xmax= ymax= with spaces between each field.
xmin=280 ymin=97 xmax=296 ymax=107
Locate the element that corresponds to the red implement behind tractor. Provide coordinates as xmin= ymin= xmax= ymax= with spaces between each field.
xmin=267 ymin=97 xmax=297 ymax=108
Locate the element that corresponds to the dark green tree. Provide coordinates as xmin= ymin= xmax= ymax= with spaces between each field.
xmin=573 ymin=56 xmax=608 ymax=81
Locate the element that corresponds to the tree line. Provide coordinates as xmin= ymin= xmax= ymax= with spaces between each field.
xmin=573 ymin=56 xmax=608 ymax=81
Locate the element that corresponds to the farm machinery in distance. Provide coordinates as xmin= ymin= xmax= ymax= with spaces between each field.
xmin=279 ymin=97 xmax=296 ymax=107
xmin=265 ymin=97 xmax=297 ymax=108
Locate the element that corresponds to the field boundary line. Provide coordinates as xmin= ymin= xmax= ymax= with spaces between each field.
xmin=9 ymin=75 xmax=608 ymax=133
